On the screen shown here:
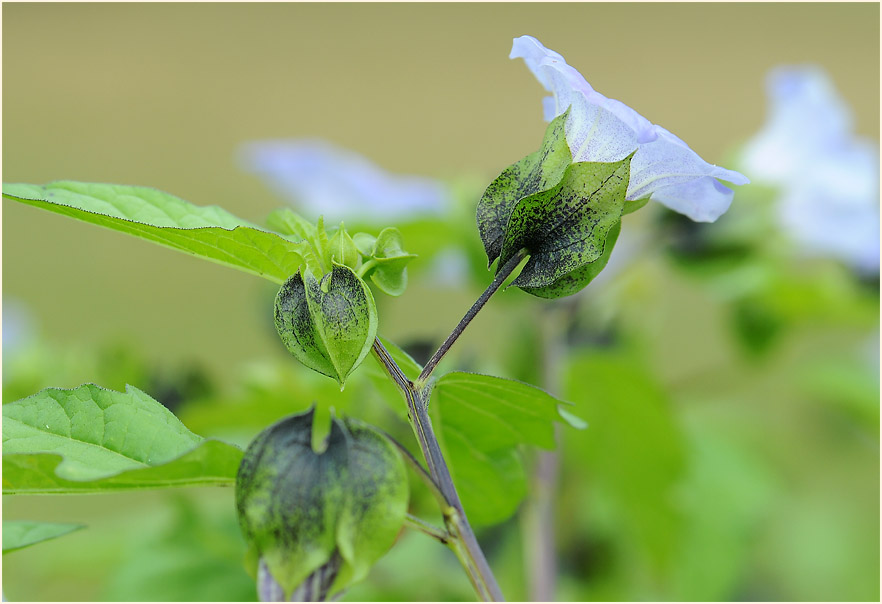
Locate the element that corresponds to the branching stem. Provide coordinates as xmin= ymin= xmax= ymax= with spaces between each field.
xmin=369 ymin=249 xmax=532 ymax=601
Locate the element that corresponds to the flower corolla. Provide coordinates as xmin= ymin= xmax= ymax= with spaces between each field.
xmin=239 ymin=139 xmax=448 ymax=224
xmin=740 ymin=66 xmax=880 ymax=274
xmin=510 ymin=35 xmax=748 ymax=223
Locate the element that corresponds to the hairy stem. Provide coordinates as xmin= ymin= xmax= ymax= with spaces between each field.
xmin=417 ymin=249 xmax=529 ymax=384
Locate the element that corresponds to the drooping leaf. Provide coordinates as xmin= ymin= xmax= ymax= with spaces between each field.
xmin=2 ymin=181 xmax=304 ymax=284
xmin=274 ymin=264 xmax=378 ymax=387
xmin=236 ymin=408 xmax=408 ymax=600
xmin=2 ymin=384 xmax=242 ymax=494
xmin=2 ymin=521 xmax=86 ymax=554
xmin=430 ymin=372 xmax=582 ymax=526
xmin=500 ymin=155 xmax=631 ymax=290
xmin=476 ymin=111 xmax=572 ymax=265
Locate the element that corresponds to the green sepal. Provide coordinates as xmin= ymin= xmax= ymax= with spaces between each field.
xmin=328 ymin=223 xmax=360 ymax=268
xmin=476 ymin=110 xmax=573 ymax=266
xmin=274 ymin=264 xmax=378 ymax=387
xmin=519 ymin=220 xmax=622 ymax=298
xmin=358 ymin=227 xmax=417 ymax=297
xmin=353 ymin=232 xmax=377 ymax=257
xmin=235 ymin=407 xmax=408 ymax=601
xmin=500 ymin=154 xmax=631 ymax=291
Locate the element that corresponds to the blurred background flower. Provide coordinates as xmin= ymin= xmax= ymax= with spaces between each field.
xmin=239 ymin=139 xmax=449 ymax=224
xmin=739 ymin=65 xmax=880 ymax=274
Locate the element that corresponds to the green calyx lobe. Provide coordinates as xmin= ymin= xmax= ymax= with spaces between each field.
xmin=235 ymin=408 xmax=408 ymax=601
xmin=274 ymin=263 xmax=378 ymax=387
xmin=476 ymin=110 xmax=633 ymax=298
xmin=266 ymin=209 xmax=416 ymax=297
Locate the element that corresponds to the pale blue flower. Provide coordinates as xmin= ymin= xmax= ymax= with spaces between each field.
xmin=740 ymin=66 xmax=880 ymax=274
xmin=239 ymin=139 xmax=448 ymax=223
xmin=510 ymin=35 xmax=749 ymax=223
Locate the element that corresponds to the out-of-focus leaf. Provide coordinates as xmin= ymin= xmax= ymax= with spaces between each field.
xmin=3 ymin=182 xmax=304 ymax=283
xmin=563 ymin=351 xmax=687 ymax=574
xmin=102 ymin=495 xmax=256 ymax=601
xmin=670 ymin=425 xmax=777 ymax=600
xmin=3 ymin=384 xmax=242 ymax=493
xmin=2 ymin=521 xmax=86 ymax=554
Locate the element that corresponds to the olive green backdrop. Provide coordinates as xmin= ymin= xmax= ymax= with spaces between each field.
xmin=2 ymin=3 xmax=879 ymax=602
xmin=3 ymin=2 xmax=879 ymax=382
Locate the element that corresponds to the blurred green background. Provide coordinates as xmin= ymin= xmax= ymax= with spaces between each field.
xmin=3 ymin=3 xmax=879 ymax=602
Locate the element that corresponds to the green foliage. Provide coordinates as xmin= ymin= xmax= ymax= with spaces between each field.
xmin=2 ymin=182 xmax=304 ymax=284
xmin=2 ymin=384 xmax=242 ymax=493
xmin=274 ymin=264 xmax=378 ymax=387
xmin=3 ymin=521 xmax=86 ymax=554
xmin=431 ymin=372 xmax=583 ymax=526
xmin=235 ymin=407 xmax=408 ymax=600
xmin=101 ymin=495 xmax=256 ymax=601
xmin=562 ymin=351 xmax=687 ymax=579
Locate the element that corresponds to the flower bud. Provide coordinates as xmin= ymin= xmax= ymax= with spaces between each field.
xmin=236 ymin=408 xmax=408 ymax=601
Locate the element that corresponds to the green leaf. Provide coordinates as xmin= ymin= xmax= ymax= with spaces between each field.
xmin=500 ymin=155 xmax=631 ymax=290
xmin=430 ymin=372 xmax=581 ymax=525
xmin=477 ymin=111 xmax=572 ymax=265
xmin=2 ymin=384 xmax=243 ymax=494
xmin=563 ymin=351 xmax=687 ymax=574
xmin=266 ymin=207 xmax=317 ymax=241
xmin=3 ymin=521 xmax=86 ymax=554
xmin=3 ymin=181 xmax=304 ymax=284
xmin=274 ymin=264 xmax=378 ymax=387
xmin=519 ymin=220 xmax=621 ymax=299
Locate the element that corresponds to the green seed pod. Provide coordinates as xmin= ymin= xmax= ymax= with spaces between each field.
xmin=476 ymin=111 xmax=631 ymax=298
xmin=236 ymin=407 xmax=408 ymax=601
xmin=274 ymin=263 xmax=378 ymax=387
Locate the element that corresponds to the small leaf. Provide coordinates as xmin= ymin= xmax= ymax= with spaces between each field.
xmin=477 ymin=111 xmax=572 ymax=266
xmin=274 ymin=264 xmax=378 ymax=386
xmin=3 ymin=521 xmax=86 ymax=554
xmin=3 ymin=182 xmax=304 ymax=284
xmin=2 ymin=384 xmax=243 ymax=494
xmin=500 ymin=155 xmax=631 ymax=290
xmin=236 ymin=408 xmax=408 ymax=600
